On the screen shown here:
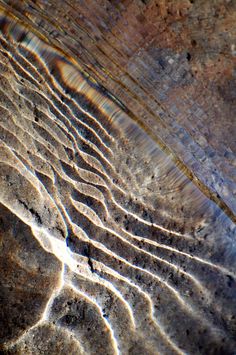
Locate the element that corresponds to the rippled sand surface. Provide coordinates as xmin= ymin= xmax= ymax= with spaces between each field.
xmin=0 ymin=1 xmax=236 ymax=354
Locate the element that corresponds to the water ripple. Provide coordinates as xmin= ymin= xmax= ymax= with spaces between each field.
xmin=0 ymin=6 xmax=235 ymax=355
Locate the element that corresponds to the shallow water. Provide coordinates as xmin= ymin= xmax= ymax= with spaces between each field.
xmin=0 ymin=2 xmax=236 ymax=354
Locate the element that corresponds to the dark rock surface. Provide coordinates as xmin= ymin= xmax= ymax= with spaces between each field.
xmin=0 ymin=203 xmax=62 ymax=346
